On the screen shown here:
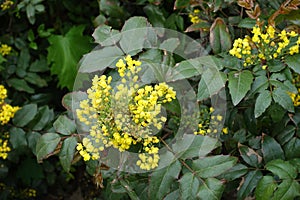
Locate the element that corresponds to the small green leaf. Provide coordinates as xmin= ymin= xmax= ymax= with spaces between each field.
xmin=237 ymin=170 xmax=263 ymax=200
xmin=197 ymin=178 xmax=225 ymax=200
xmin=9 ymin=127 xmax=27 ymax=149
xmin=283 ymin=137 xmax=300 ymax=159
xmin=179 ymin=172 xmax=200 ymax=200
xmin=53 ymin=115 xmax=76 ymax=136
xmin=59 ymin=137 xmax=77 ymax=172
xmin=174 ymin=0 xmax=190 ymax=9
xmin=160 ymin=38 xmax=180 ymax=52
xmin=13 ymin=104 xmax=37 ymax=127
xmin=149 ymin=160 xmax=181 ymax=199
xmin=31 ymin=106 xmax=54 ymax=131
xmin=36 ymin=133 xmax=61 ymax=162
xmin=255 ymin=176 xmax=277 ymax=200
xmin=286 ymin=54 xmax=300 ymax=73
xmin=255 ymin=90 xmax=272 ymax=118
xmin=24 ymin=72 xmax=47 ymax=87
xmin=238 ymin=18 xmax=257 ymax=28
xmin=209 ymin=18 xmax=231 ymax=54
xmin=238 ymin=143 xmax=262 ymax=168
xmin=228 ymin=70 xmax=253 ymax=106
xmin=273 ymin=180 xmax=300 ymax=200
xmin=276 ymin=125 xmax=295 ymax=146
xmin=27 ymin=131 xmax=41 ymax=155
xmin=266 ymin=159 xmax=297 ymax=179
xmin=272 ymin=88 xmax=294 ymax=112
xmin=144 ymin=4 xmax=165 ymax=27
xmin=262 ymin=134 xmax=285 ymax=163
xmin=192 ymin=155 xmax=237 ymax=178
xmin=7 ymin=78 xmax=34 ymax=94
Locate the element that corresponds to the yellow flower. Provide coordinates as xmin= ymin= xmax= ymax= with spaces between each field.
xmin=222 ymin=127 xmax=228 ymax=134
xmin=0 ymin=0 xmax=13 ymax=10
xmin=0 ymin=44 xmax=12 ymax=56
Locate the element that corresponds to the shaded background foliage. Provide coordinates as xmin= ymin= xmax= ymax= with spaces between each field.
xmin=1 ymin=0 xmax=300 ymax=199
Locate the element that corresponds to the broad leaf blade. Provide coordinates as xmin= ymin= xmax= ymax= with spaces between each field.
xmin=197 ymin=178 xmax=225 ymax=200
xmin=286 ymin=54 xmax=300 ymax=73
xmin=273 ymin=180 xmax=300 ymax=200
xmin=265 ymin=159 xmax=297 ymax=179
xmin=254 ymin=90 xmax=272 ymax=118
xmin=59 ymin=137 xmax=78 ymax=172
xmin=262 ymin=135 xmax=285 ymax=163
xmin=36 ymin=133 xmax=61 ymax=162
xmin=209 ymin=18 xmax=232 ymax=54
xmin=255 ymin=176 xmax=277 ymax=200
xmin=228 ymin=70 xmax=253 ymax=106
xmin=179 ymin=172 xmax=200 ymax=200
xmin=53 ymin=115 xmax=76 ymax=136
xmin=13 ymin=104 xmax=37 ymax=127
xmin=272 ymin=88 xmax=294 ymax=112
xmin=237 ymin=170 xmax=263 ymax=200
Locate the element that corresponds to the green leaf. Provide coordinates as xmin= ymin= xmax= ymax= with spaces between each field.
xmin=238 ymin=18 xmax=257 ymax=28
xmin=119 ymin=17 xmax=150 ymax=54
xmin=29 ymin=58 xmax=49 ymax=72
xmin=273 ymin=180 xmax=300 ymax=200
xmin=24 ymin=72 xmax=47 ymax=87
xmin=179 ymin=172 xmax=199 ymax=200
xmin=53 ymin=115 xmax=76 ymax=136
xmin=27 ymin=131 xmax=41 ymax=155
xmin=172 ymin=134 xmax=220 ymax=160
xmin=7 ymin=78 xmax=34 ymax=94
xmin=254 ymin=90 xmax=272 ymax=118
xmin=283 ymin=137 xmax=300 ymax=159
xmin=276 ymin=125 xmax=295 ymax=146
xmin=237 ymin=170 xmax=263 ymax=200
xmin=249 ymin=75 xmax=269 ymax=96
xmin=272 ymin=88 xmax=294 ymax=112
xmin=47 ymin=25 xmax=92 ymax=90
xmin=262 ymin=134 xmax=285 ymax=163
xmin=79 ymin=46 xmax=123 ymax=73
xmin=218 ymin=164 xmax=248 ymax=181
xmin=13 ymin=104 xmax=37 ymax=127
xmin=144 ymin=4 xmax=165 ymax=27
xmin=286 ymin=54 xmax=300 ymax=73
xmin=92 ymin=25 xmax=120 ymax=46
xmin=59 ymin=137 xmax=77 ymax=172
xmin=159 ymin=38 xmax=180 ymax=52
xmin=238 ymin=143 xmax=262 ymax=168
xmin=197 ymin=69 xmax=226 ymax=101
xmin=192 ymin=155 xmax=237 ymax=178
xmin=149 ymin=161 xmax=181 ymax=199
xmin=174 ymin=0 xmax=190 ymax=9
xmin=31 ymin=106 xmax=54 ymax=131
xmin=197 ymin=178 xmax=225 ymax=200
xmin=9 ymin=127 xmax=27 ymax=149
xmin=36 ymin=133 xmax=61 ymax=162
xmin=266 ymin=159 xmax=297 ymax=179
xmin=209 ymin=18 xmax=231 ymax=54
xmin=16 ymin=157 xmax=44 ymax=186
xmin=255 ymin=176 xmax=277 ymax=200
xmin=228 ymin=70 xmax=253 ymax=106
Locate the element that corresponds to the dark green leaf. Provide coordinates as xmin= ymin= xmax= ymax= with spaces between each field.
xmin=286 ymin=54 xmax=300 ymax=73
xmin=266 ymin=159 xmax=297 ymax=179
xmin=255 ymin=90 xmax=272 ymax=118
xmin=9 ymin=127 xmax=27 ymax=149
xmin=24 ymin=72 xmax=47 ymax=87
xmin=192 ymin=155 xmax=237 ymax=178
xmin=237 ymin=170 xmax=263 ymax=200
xmin=197 ymin=178 xmax=225 ymax=200
xmin=179 ymin=172 xmax=200 ymax=200
xmin=272 ymin=88 xmax=294 ymax=112
xmin=262 ymin=134 xmax=285 ymax=163
xmin=276 ymin=125 xmax=295 ymax=146
xmin=238 ymin=18 xmax=257 ymax=28
xmin=228 ymin=70 xmax=253 ymax=105
xmin=273 ymin=180 xmax=300 ymax=200
xmin=13 ymin=104 xmax=37 ymax=127
xmin=53 ymin=115 xmax=76 ymax=136
xmin=149 ymin=160 xmax=181 ymax=199
xmin=255 ymin=176 xmax=277 ymax=200
xmin=174 ymin=0 xmax=190 ymax=9
xmin=7 ymin=78 xmax=34 ymax=94
xmin=59 ymin=137 xmax=77 ymax=172
xmin=283 ymin=137 xmax=300 ymax=159
xmin=144 ymin=4 xmax=165 ymax=27
xmin=31 ymin=106 xmax=54 ymax=131
xmin=47 ymin=25 xmax=92 ymax=90
xmin=27 ymin=131 xmax=41 ymax=155
xmin=218 ymin=164 xmax=248 ymax=181
xmin=36 ymin=133 xmax=61 ymax=162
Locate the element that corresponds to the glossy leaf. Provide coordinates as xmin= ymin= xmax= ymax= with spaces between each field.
xmin=283 ymin=137 xmax=300 ymax=159
xmin=273 ymin=180 xmax=300 ymax=199
xmin=59 ymin=137 xmax=77 ymax=172
xmin=238 ymin=143 xmax=262 ymax=168
xmin=255 ymin=176 xmax=277 ymax=200
xmin=209 ymin=18 xmax=231 ymax=54
xmin=262 ymin=134 xmax=285 ymax=163
xmin=228 ymin=70 xmax=253 ymax=105
xmin=9 ymin=127 xmax=27 ymax=149
xmin=53 ymin=115 xmax=76 ymax=136
xmin=237 ymin=170 xmax=263 ymax=200
xmin=13 ymin=104 xmax=37 ymax=127
xmin=266 ymin=159 xmax=297 ymax=179
xmin=92 ymin=24 xmax=120 ymax=46
xmin=286 ymin=54 xmax=300 ymax=73
xmin=219 ymin=164 xmax=248 ymax=181
xmin=36 ymin=133 xmax=61 ymax=162
xmin=254 ymin=90 xmax=272 ymax=118
xmin=272 ymin=88 xmax=294 ymax=112
xmin=179 ymin=172 xmax=199 ymax=200
xmin=192 ymin=155 xmax=237 ymax=178
xmin=197 ymin=178 xmax=225 ymax=200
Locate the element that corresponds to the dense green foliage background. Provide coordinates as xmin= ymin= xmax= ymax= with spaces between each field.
xmin=1 ymin=0 xmax=300 ymax=199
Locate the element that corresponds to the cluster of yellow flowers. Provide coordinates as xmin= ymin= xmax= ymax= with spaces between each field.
xmin=288 ymin=74 xmax=300 ymax=107
xmin=0 ymin=132 xmax=10 ymax=159
xmin=22 ymin=188 xmax=37 ymax=197
xmin=0 ymin=0 xmax=13 ymax=10
xmin=76 ymin=55 xmax=176 ymax=170
xmin=229 ymin=25 xmax=300 ymax=67
xmin=194 ymin=107 xmax=228 ymax=135
xmin=0 ymin=85 xmax=20 ymax=125
xmin=0 ymin=44 xmax=12 ymax=56
xmin=189 ymin=9 xmax=201 ymax=24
